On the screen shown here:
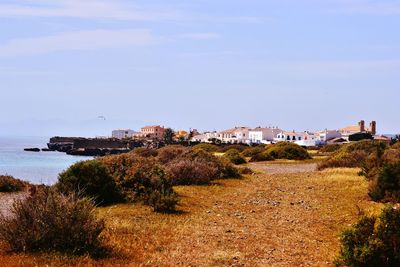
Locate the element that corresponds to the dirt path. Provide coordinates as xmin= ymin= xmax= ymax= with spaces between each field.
xmin=249 ymin=162 xmax=318 ymax=174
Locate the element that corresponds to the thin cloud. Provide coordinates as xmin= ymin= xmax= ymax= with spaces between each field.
xmin=0 ymin=29 xmax=158 ymax=57
xmin=0 ymin=0 xmax=175 ymax=21
xmin=183 ymin=33 xmax=220 ymax=40
xmin=319 ymin=0 xmax=400 ymax=15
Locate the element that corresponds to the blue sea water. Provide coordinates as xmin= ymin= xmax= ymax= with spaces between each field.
xmin=0 ymin=136 xmax=92 ymax=185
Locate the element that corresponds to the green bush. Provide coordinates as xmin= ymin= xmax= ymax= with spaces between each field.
xmin=100 ymin=154 xmax=165 ymax=201
xmin=219 ymin=144 xmax=249 ymax=153
xmin=266 ymin=142 xmax=311 ymax=160
xmin=219 ymin=157 xmax=241 ymax=178
xmin=335 ymin=206 xmax=400 ymax=267
xmin=241 ymin=145 xmax=266 ymax=157
xmin=147 ymin=188 xmax=179 ymax=213
xmin=318 ymin=141 xmax=387 ymax=171
xmin=348 ymin=132 xmax=374 ymax=142
xmin=0 ymin=188 xmax=105 ymax=255
xmin=344 ymin=140 xmax=387 ymax=154
xmin=317 ymin=150 xmax=368 ymax=170
xmin=191 ymin=143 xmax=219 ymax=153
xmin=0 ymin=175 xmax=29 ymax=192
xmin=249 ymin=150 xmax=274 ymax=162
xmin=100 ymin=154 xmax=178 ymax=212
xmin=223 ymin=149 xmax=247 ymax=165
xmin=369 ymin=163 xmax=400 ymax=202
xmin=56 ymin=160 xmax=120 ymax=206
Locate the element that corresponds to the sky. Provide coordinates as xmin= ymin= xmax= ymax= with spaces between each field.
xmin=0 ymin=0 xmax=399 ymax=137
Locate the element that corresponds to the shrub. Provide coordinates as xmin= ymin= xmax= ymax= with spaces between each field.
xmin=100 ymin=154 xmax=178 ymax=211
xmin=249 ymin=150 xmax=274 ymax=162
xmin=184 ymin=149 xmax=240 ymax=178
xmin=392 ymin=142 xmax=400 ymax=150
xmin=191 ymin=143 xmax=219 ymax=153
xmin=0 ymin=188 xmax=105 ymax=255
xmin=145 ymin=175 xmax=178 ymax=213
xmin=218 ymin=144 xmax=249 ymax=153
xmin=56 ymin=160 xmax=120 ymax=205
xmin=157 ymin=145 xmax=188 ymax=164
xmin=344 ymin=140 xmax=387 ymax=154
xmin=239 ymin=167 xmax=254 ymax=175
xmin=348 ymin=132 xmax=374 ymax=142
xmin=317 ymin=150 xmax=368 ymax=170
xmin=100 ymin=154 xmax=164 ymax=202
xmin=241 ymin=145 xmax=266 ymax=157
xmin=132 ymin=147 xmax=158 ymax=158
xmin=335 ymin=206 xmax=400 ymax=267
xmin=382 ymin=148 xmax=400 ymax=165
xmin=318 ymin=141 xmax=387 ymax=171
xmin=166 ymin=158 xmax=219 ymax=185
xmin=319 ymin=144 xmax=341 ymax=153
xmin=147 ymin=188 xmax=179 ymax=213
xmin=266 ymin=142 xmax=311 ymax=160
xmin=369 ymin=163 xmax=400 ymax=202
xmin=166 ymin=149 xmax=241 ymax=184
xmin=0 ymin=175 xmax=29 ymax=192
xmin=219 ymin=157 xmax=241 ymax=178
xmin=223 ymin=149 xmax=247 ymax=165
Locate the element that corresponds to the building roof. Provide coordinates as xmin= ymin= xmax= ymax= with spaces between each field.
xmin=250 ymin=127 xmax=281 ymax=132
xmin=220 ymin=127 xmax=250 ymax=134
xmin=141 ymin=125 xmax=164 ymax=129
xmin=340 ymin=125 xmax=361 ymax=133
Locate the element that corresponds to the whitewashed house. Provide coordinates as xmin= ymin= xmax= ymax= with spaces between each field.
xmin=317 ymin=130 xmax=342 ymax=143
xmin=274 ymin=131 xmax=322 ymax=147
xmin=219 ymin=127 xmax=250 ymax=143
xmin=191 ymin=131 xmax=219 ymax=143
xmin=248 ymin=127 xmax=282 ymax=144
xmin=112 ymin=129 xmax=140 ymax=139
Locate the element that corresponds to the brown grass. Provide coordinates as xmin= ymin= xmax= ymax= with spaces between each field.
xmin=0 ymin=162 xmax=382 ymax=266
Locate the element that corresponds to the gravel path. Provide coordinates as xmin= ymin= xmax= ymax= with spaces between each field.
xmin=0 ymin=192 xmax=28 ymax=218
xmin=249 ymin=162 xmax=318 ymax=174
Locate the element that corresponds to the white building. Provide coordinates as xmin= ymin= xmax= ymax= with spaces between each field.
xmin=317 ymin=130 xmax=342 ymax=143
xmin=112 ymin=129 xmax=140 ymax=139
xmin=248 ymin=127 xmax=282 ymax=144
xmin=219 ymin=127 xmax=250 ymax=143
xmin=191 ymin=131 xmax=219 ymax=143
xmin=274 ymin=131 xmax=322 ymax=147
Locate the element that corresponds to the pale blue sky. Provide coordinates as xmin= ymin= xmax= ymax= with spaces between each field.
xmin=0 ymin=0 xmax=399 ymax=136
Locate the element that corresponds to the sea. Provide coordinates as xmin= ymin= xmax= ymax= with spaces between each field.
xmin=0 ymin=136 xmax=92 ymax=185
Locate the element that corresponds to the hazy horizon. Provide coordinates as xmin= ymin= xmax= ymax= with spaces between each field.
xmin=1 ymin=0 xmax=399 ymax=136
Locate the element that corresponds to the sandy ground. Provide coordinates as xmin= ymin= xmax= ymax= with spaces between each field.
xmin=249 ymin=162 xmax=318 ymax=174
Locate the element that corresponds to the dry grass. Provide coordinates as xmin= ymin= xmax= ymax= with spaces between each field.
xmin=0 ymin=162 xmax=382 ymax=266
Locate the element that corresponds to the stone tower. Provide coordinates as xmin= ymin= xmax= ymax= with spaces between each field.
xmin=358 ymin=120 xmax=365 ymax=132
xmin=369 ymin=121 xmax=376 ymax=135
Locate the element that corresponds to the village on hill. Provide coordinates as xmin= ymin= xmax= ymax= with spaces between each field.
xmin=112 ymin=120 xmax=390 ymax=147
